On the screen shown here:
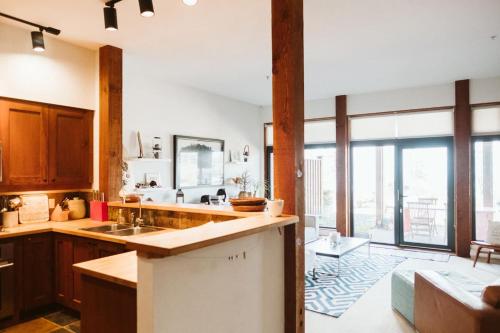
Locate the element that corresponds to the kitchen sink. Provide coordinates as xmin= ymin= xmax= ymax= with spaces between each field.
xmin=79 ymin=224 xmax=165 ymax=236
xmin=107 ymin=226 xmax=165 ymax=236
xmin=80 ymin=224 xmax=131 ymax=233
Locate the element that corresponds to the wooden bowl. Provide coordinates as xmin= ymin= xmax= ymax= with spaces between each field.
xmin=229 ymin=197 xmax=267 ymax=206
xmin=232 ymin=204 xmax=267 ymax=212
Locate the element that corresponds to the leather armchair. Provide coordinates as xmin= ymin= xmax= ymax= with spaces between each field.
xmin=415 ymin=271 xmax=500 ymax=333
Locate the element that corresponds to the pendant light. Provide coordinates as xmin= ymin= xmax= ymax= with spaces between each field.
xmin=31 ymin=30 xmax=45 ymax=52
xmin=139 ymin=0 xmax=155 ymax=17
xmin=104 ymin=6 xmax=118 ymax=31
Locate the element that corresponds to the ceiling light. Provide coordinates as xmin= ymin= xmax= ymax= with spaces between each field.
xmin=183 ymin=0 xmax=198 ymax=6
xmin=104 ymin=6 xmax=118 ymax=31
xmin=31 ymin=30 xmax=45 ymax=52
xmin=139 ymin=0 xmax=155 ymax=17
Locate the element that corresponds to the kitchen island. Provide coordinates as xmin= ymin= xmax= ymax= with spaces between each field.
xmin=74 ymin=202 xmax=299 ymax=333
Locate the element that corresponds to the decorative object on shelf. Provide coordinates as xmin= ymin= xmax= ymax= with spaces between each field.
xmin=176 ymin=189 xmax=185 ymax=203
xmin=145 ymin=172 xmax=161 ymax=187
xmin=267 ymin=199 xmax=284 ymax=217
xmin=229 ymin=197 xmax=267 ymax=212
xmin=243 ymin=145 xmax=250 ymax=162
xmin=137 ymin=131 xmax=144 ymax=158
xmin=153 ymin=136 xmax=162 ymax=159
xmin=174 ymin=135 xmax=224 ymax=188
xmin=232 ymin=171 xmax=252 ymax=198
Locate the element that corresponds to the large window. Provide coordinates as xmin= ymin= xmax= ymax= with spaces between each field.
xmin=473 ymin=139 xmax=500 ymax=241
xmin=472 ymin=105 xmax=500 ymax=241
xmin=265 ymin=120 xmax=336 ymax=228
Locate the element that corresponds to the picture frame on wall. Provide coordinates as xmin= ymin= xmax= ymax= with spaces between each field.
xmin=173 ymin=135 xmax=225 ymax=189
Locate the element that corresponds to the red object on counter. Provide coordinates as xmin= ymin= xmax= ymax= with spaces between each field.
xmin=90 ymin=200 xmax=108 ymax=221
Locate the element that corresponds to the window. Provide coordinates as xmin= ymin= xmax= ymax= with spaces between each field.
xmin=265 ymin=120 xmax=336 ymax=228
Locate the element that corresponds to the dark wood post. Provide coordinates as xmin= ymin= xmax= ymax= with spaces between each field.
xmin=454 ymin=79 xmax=472 ymax=257
xmin=336 ymin=95 xmax=349 ymax=236
xmin=272 ymin=0 xmax=305 ymax=331
xmin=99 ymin=45 xmax=123 ymax=202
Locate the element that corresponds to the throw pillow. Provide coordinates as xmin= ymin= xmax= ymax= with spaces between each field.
xmin=481 ymin=278 xmax=500 ymax=308
xmin=486 ymin=221 xmax=500 ymax=245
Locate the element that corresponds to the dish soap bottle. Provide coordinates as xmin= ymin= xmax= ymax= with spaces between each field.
xmin=176 ymin=189 xmax=184 ymax=204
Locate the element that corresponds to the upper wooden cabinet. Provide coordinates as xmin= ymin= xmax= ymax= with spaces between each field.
xmin=0 ymin=98 xmax=93 ymax=191
xmin=0 ymin=99 xmax=48 ymax=187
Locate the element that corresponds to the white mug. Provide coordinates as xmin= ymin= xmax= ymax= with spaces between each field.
xmin=267 ymin=199 xmax=284 ymax=217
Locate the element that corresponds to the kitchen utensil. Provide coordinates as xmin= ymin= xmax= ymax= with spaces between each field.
xmin=2 ymin=211 xmax=19 ymax=228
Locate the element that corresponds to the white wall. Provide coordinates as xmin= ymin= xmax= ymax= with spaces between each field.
xmin=0 ymin=22 xmax=100 ymax=188
xmin=123 ymin=53 xmax=262 ymax=203
xmin=261 ymin=76 xmax=500 ymax=122
xmin=137 ymin=227 xmax=284 ymax=333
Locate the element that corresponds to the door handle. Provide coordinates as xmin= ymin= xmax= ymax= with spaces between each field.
xmin=0 ymin=262 xmax=13 ymax=270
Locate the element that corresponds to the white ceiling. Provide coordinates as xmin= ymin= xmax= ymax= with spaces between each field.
xmin=1 ymin=0 xmax=500 ymax=106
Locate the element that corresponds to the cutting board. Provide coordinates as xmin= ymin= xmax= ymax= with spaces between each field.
xmin=19 ymin=194 xmax=49 ymax=223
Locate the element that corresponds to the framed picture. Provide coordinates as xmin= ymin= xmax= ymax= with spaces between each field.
xmin=173 ymin=135 xmax=225 ymax=189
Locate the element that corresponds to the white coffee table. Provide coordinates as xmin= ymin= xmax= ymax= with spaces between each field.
xmin=306 ymin=236 xmax=370 ymax=278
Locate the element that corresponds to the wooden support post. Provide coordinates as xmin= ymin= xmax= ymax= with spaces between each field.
xmin=336 ymin=95 xmax=349 ymax=236
xmin=99 ymin=45 xmax=123 ymax=202
xmin=454 ymin=79 xmax=472 ymax=257
xmin=271 ymin=0 xmax=305 ymax=331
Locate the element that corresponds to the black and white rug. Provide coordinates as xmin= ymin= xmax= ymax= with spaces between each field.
xmin=305 ymin=251 xmax=406 ymax=318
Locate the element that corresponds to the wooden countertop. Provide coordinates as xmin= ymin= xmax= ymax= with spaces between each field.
xmin=126 ymin=214 xmax=299 ymax=258
xmin=73 ymin=251 xmax=138 ymax=288
xmin=108 ymin=201 xmax=261 ymax=218
xmin=0 ymin=219 xmax=174 ymax=244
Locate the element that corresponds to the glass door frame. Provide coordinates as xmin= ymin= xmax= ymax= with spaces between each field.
xmin=349 ymin=137 xmax=455 ymax=250
xmin=349 ymin=139 xmax=399 ymax=245
xmin=396 ymin=137 xmax=455 ymax=251
xmin=471 ymin=134 xmax=500 ymax=241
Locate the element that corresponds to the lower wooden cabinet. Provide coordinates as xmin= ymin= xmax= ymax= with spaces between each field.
xmin=22 ymin=234 xmax=54 ymax=311
xmin=54 ymin=234 xmax=126 ymax=311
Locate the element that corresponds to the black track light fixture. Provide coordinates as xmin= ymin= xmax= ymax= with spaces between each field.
xmin=103 ymin=0 xmax=157 ymax=31
xmin=0 ymin=12 xmax=60 ymax=52
xmin=31 ymin=30 xmax=45 ymax=52
xmin=103 ymin=6 xmax=118 ymax=31
xmin=139 ymin=0 xmax=155 ymax=17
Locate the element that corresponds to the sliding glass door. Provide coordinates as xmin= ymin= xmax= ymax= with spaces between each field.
xmin=351 ymin=138 xmax=454 ymax=250
xmin=351 ymin=144 xmax=395 ymax=244
xmin=397 ymin=139 xmax=454 ymax=249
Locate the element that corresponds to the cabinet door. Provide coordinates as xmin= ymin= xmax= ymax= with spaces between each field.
xmin=95 ymin=241 xmax=125 ymax=258
xmin=72 ymin=238 xmax=96 ymax=310
xmin=22 ymin=234 xmax=53 ymax=311
xmin=0 ymin=99 xmax=48 ymax=187
xmin=48 ymin=107 xmax=92 ymax=187
xmin=54 ymin=234 xmax=73 ymax=307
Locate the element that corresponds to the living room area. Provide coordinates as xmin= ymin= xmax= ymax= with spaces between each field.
xmin=260 ymin=1 xmax=500 ymax=331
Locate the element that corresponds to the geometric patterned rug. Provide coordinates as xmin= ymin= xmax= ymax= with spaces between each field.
xmin=305 ymin=250 xmax=406 ymax=317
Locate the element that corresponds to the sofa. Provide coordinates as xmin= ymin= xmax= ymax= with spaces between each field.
xmin=414 ymin=271 xmax=500 ymax=333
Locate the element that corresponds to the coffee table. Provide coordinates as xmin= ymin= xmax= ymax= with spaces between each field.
xmin=306 ymin=236 xmax=370 ymax=278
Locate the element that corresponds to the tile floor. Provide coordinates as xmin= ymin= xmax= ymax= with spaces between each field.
xmin=1 ymin=309 xmax=80 ymax=333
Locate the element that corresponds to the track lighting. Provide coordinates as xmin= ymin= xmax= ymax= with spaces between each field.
xmin=139 ymin=0 xmax=155 ymax=17
xmin=103 ymin=6 xmax=118 ymax=31
xmin=0 ymin=12 xmax=60 ymax=52
xmin=31 ymin=30 xmax=45 ymax=52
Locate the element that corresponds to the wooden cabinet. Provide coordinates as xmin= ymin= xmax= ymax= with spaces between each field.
xmin=22 ymin=234 xmax=53 ymax=311
xmin=54 ymin=234 xmax=125 ymax=311
xmin=48 ymin=106 xmax=92 ymax=187
xmin=54 ymin=234 xmax=73 ymax=308
xmin=0 ymin=99 xmax=48 ymax=187
xmin=0 ymin=97 xmax=93 ymax=191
